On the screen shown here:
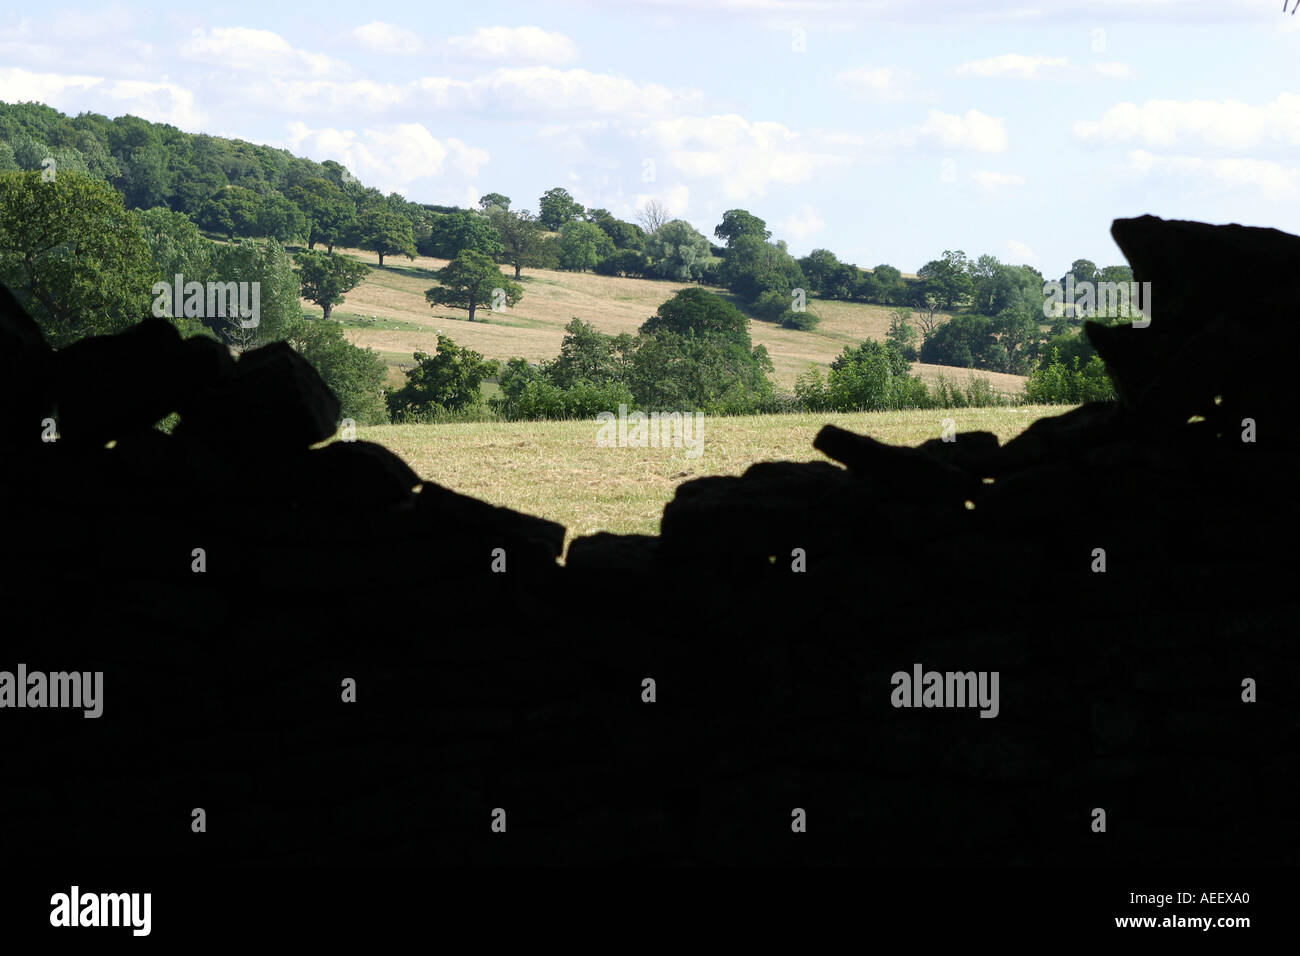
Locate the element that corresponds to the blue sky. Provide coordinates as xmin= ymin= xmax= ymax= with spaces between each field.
xmin=2 ymin=0 xmax=1299 ymax=276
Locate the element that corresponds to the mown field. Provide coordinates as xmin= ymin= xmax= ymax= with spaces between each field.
xmin=305 ymin=245 xmax=1028 ymax=396
xmin=356 ymin=404 xmax=1063 ymax=555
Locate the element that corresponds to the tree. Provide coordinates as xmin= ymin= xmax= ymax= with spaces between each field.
xmin=0 ymin=170 xmax=156 ymax=346
xmin=558 ymin=220 xmax=614 ymax=272
xmin=487 ymin=207 xmax=546 ymax=279
xmin=886 ymin=308 xmax=919 ymax=360
xmin=714 ymin=208 xmax=770 ymax=246
xmin=917 ymin=249 xmax=974 ymax=310
xmin=1063 ymin=258 xmax=1099 ymax=286
xmin=872 ymin=264 xmax=905 ymax=304
xmin=207 ymin=238 xmax=300 ymax=350
xmin=425 ymin=250 xmax=522 ymax=322
xmin=284 ymin=316 xmax=389 ymax=424
xmin=643 ymin=219 xmax=711 ymax=280
xmin=386 ymin=334 xmax=499 ymax=419
xmin=289 ymin=178 xmax=355 ymax=251
xmin=294 ymin=250 xmax=371 ymax=321
xmin=256 ymin=194 xmax=307 ymax=243
xmin=538 ymin=187 xmax=584 ymax=230
xmin=422 ymin=210 xmax=503 ymax=260
xmin=136 ymin=206 xmax=212 ymax=286
xmin=640 ymin=287 xmax=750 ymax=345
xmin=478 ymin=192 xmax=511 ymax=212
xmin=354 ymin=208 xmax=416 ymax=267
xmin=198 ymin=185 xmax=261 ymax=241
xmin=545 ymin=318 xmax=619 ymax=388
xmin=634 ymin=199 xmax=670 ymax=234
xmin=717 ymin=233 xmax=805 ymax=302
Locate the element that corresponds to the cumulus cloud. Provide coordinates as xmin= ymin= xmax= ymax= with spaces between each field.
xmin=0 ymin=66 xmax=101 ymax=104
xmin=918 ymin=109 xmax=1008 ymax=152
xmin=954 ymin=54 xmax=1068 ymax=79
xmin=1125 ymin=149 xmax=1300 ymax=201
xmin=1006 ymin=239 xmax=1038 ymax=262
xmin=446 ymin=26 xmax=578 ymax=64
xmin=779 ymin=204 xmax=827 ymax=242
xmin=181 ymin=27 xmax=350 ymax=77
xmin=646 ymin=114 xmax=851 ymax=199
xmin=284 ymin=121 xmax=490 ymax=192
xmin=1092 ymin=61 xmax=1136 ymax=78
xmin=244 ymin=67 xmax=700 ymax=119
xmin=352 ymin=22 xmax=423 ymax=56
xmin=1074 ymin=94 xmax=1300 ymax=149
xmin=835 ymin=66 xmax=907 ymax=101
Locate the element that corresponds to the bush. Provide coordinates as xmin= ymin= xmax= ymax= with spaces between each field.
xmin=927 ymin=373 xmax=1007 ymax=409
xmin=1022 ymin=351 xmax=1115 ymax=404
xmin=780 ymin=309 xmax=820 ymax=331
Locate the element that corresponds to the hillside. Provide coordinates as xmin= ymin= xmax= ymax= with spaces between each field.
xmin=308 ymin=245 xmax=1027 ymax=395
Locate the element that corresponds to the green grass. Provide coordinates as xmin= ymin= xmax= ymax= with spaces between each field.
xmin=355 ymin=403 xmax=1064 ymax=557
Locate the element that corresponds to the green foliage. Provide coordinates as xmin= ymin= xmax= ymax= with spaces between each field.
xmin=386 ymin=334 xmax=500 ymax=420
xmin=422 ymin=210 xmax=503 ymax=260
xmin=927 ymin=373 xmax=1007 ymax=408
xmin=198 ymin=185 xmax=262 ymax=240
xmin=294 ymin=249 xmax=371 ymax=320
xmin=717 ymin=233 xmax=806 ymax=304
xmin=487 ymin=207 xmax=546 ymax=279
xmin=425 ymin=250 xmax=523 ymax=322
xmin=284 ymin=317 xmax=388 ymax=424
xmin=642 ymin=219 xmax=711 ymax=280
xmin=353 ymin=207 xmax=416 ymax=266
xmin=544 ymin=318 xmax=621 ymax=388
xmin=640 ymin=287 xmax=749 ymax=345
xmin=0 ymin=169 xmax=155 ymax=346
xmin=713 ymin=209 xmax=770 ymax=245
xmin=886 ymin=308 xmax=918 ymax=360
xmin=538 ymin=187 xmax=584 ymax=230
xmin=558 ymin=220 xmax=614 ymax=271
xmin=478 ymin=192 xmax=511 ymax=212
xmin=288 ymin=178 xmax=354 ymax=251
xmin=917 ymin=249 xmax=974 ymax=310
xmin=1022 ymin=350 xmax=1115 ymax=404
xmin=207 ymin=238 xmax=301 ymax=349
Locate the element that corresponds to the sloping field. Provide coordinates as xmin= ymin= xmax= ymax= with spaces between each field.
xmin=357 ymin=404 xmax=1058 ymax=552
xmin=310 ymin=246 xmax=1026 ymax=395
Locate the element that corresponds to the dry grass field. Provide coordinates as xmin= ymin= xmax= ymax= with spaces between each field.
xmin=356 ymin=404 xmax=1060 ymax=555
xmin=307 ymin=245 xmax=1027 ymax=395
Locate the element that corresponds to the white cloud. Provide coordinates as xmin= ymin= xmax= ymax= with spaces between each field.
xmin=835 ymin=66 xmax=906 ymax=101
xmin=0 ymin=66 xmax=102 ymax=104
xmin=446 ymin=26 xmax=578 ymax=64
xmin=182 ymin=27 xmax=349 ymax=77
xmin=1006 ymin=239 xmax=1037 ymax=262
xmin=284 ymin=121 xmax=490 ymax=192
xmin=1074 ymin=94 xmax=1300 ymax=149
xmin=101 ymin=79 xmax=204 ymax=129
xmin=954 ymin=54 xmax=1068 ymax=79
xmin=352 ymin=22 xmax=423 ymax=56
xmin=645 ymin=114 xmax=851 ymax=199
xmin=919 ymin=109 xmax=1009 ymax=152
xmin=1092 ymin=61 xmax=1136 ymax=78
xmin=971 ymin=169 xmax=1026 ymax=191
xmin=632 ymin=183 xmax=690 ymax=220
xmin=779 ymin=204 xmax=826 ymax=242
xmin=1125 ymin=149 xmax=1300 ymax=201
